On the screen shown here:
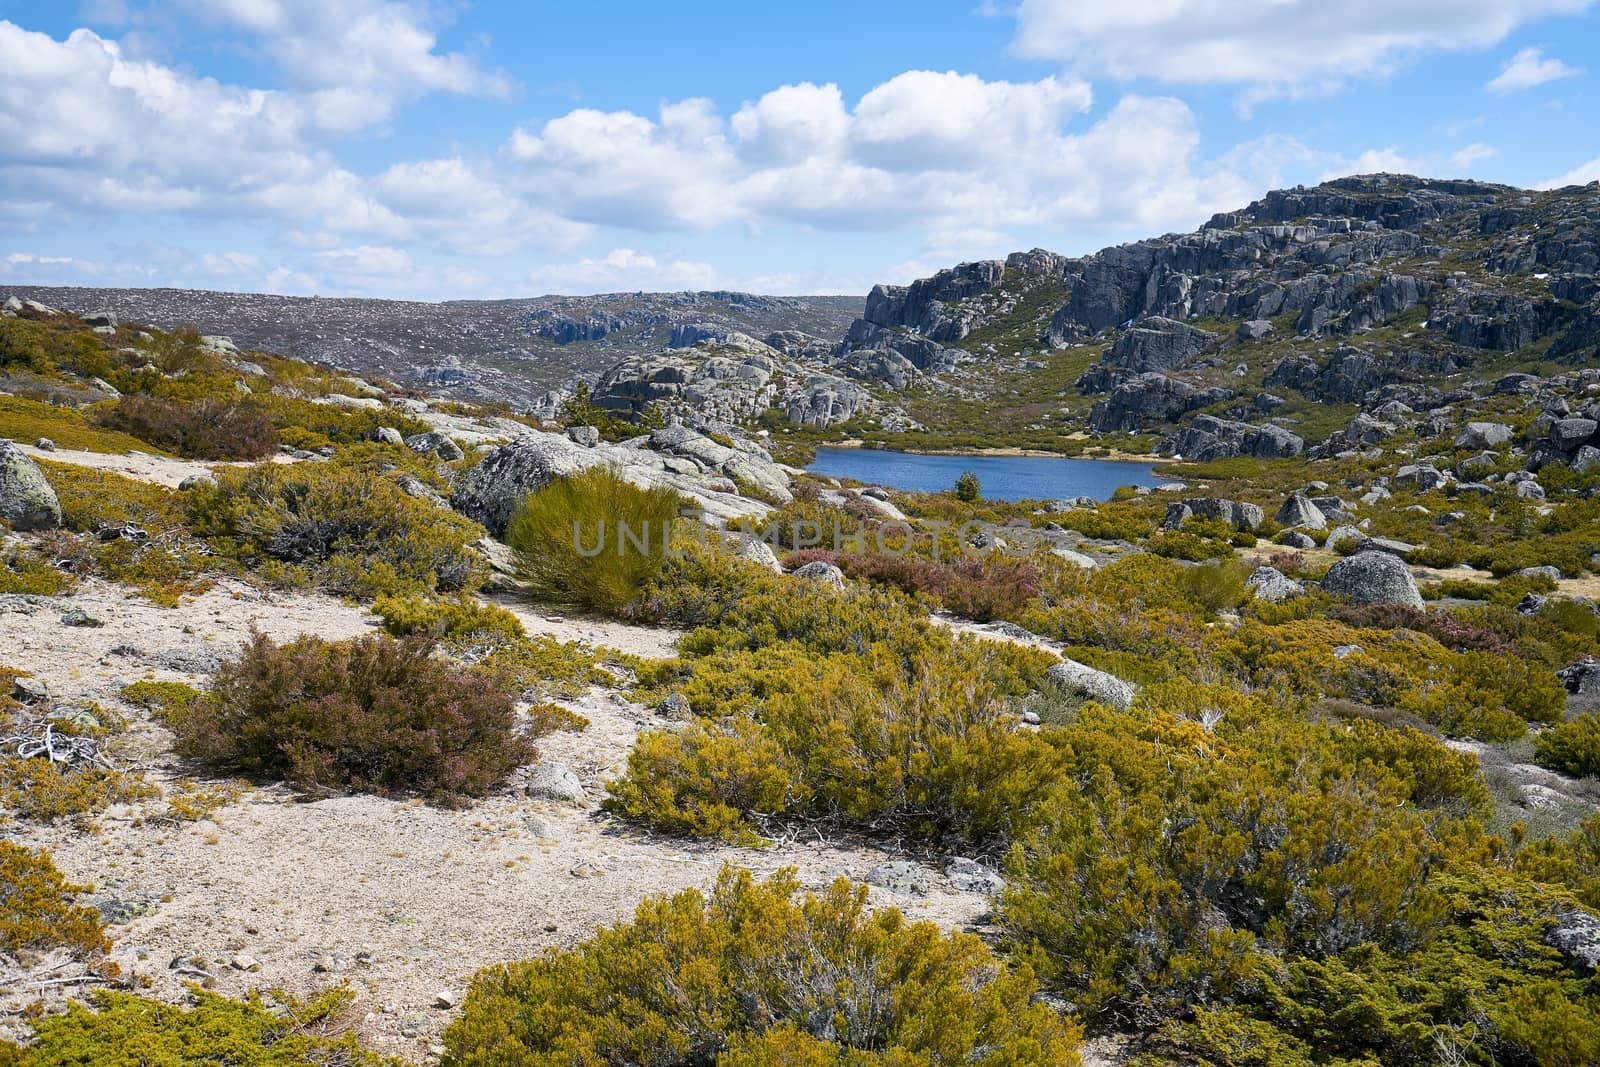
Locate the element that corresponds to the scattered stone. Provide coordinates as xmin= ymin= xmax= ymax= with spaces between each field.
xmin=230 ymin=954 xmax=261 ymax=973
xmin=522 ymin=814 xmax=558 ymax=839
xmin=1275 ymin=492 xmax=1327 ymax=530
xmin=1045 ymin=659 xmax=1136 ymax=711
xmin=1324 ymin=525 xmax=1365 ymax=553
xmin=1395 ymin=464 xmax=1449 ymax=491
xmin=658 ymin=692 xmax=692 ymax=719
xmin=790 ymin=560 xmax=845 ymax=587
xmin=432 ymin=991 xmax=459 ymax=1010
xmin=569 ymin=860 xmax=607 ymax=879
xmin=1516 ymin=565 xmax=1563 ymax=583
xmin=34 ymin=437 xmax=56 ymax=452
xmin=1545 ymin=910 xmax=1600 ymax=976
xmin=404 ymin=431 xmax=464 ymax=461
xmin=11 ymin=675 xmax=48 ymax=703
xmin=60 ymin=607 xmax=104 ymax=628
xmin=734 ymin=535 xmax=783 ymax=573
xmin=1332 ymin=644 xmax=1363 ymax=660
xmin=523 ymin=762 xmax=585 ymax=804
xmin=863 ymin=860 xmax=930 ymax=897
xmin=1453 ymin=422 xmax=1512 ymax=449
xmin=1277 ymin=531 xmax=1316 ymax=550
xmin=1321 ymin=551 xmax=1424 ymax=609
xmin=0 ymin=439 xmax=62 ymax=530
xmin=373 ymin=426 xmax=404 ymax=446
xmin=1246 ymin=566 xmax=1305 ymax=603
xmin=944 ymin=857 xmax=1006 ymax=894
xmin=177 ymin=473 xmax=218 ymax=491
xmin=565 ymin=425 xmax=601 ymax=447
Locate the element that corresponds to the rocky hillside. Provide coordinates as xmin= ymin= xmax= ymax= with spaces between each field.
xmin=827 ymin=174 xmax=1600 ymax=453
xmin=0 ymin=286 xmax=860 ymax=412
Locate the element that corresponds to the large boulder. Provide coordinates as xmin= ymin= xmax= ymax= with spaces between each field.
xmin=1045 ymin=659 xmax=1136 ymax=711
xmin=1545 ymin=910 xmax=1600 ymax=976
xmin=1163 ymin=497 xmax=1264 ymax=532
xmin=0 ymin=440 xmax=61 ymax=531
xmin=1453 ymin=422 xmax=1512 ymax=450
xmin=452 ymin=434 xmax=599 ymax=535
xmin=1246 ymin=566 xmax=1305 ymax=603
xmin=1166 ymin=415 xmax=1304 ymax=462
xmin=1321 ymin=550 xmax=1424 ymax=609
xmin=1276 ymin=492 xmax=1327 ymax=530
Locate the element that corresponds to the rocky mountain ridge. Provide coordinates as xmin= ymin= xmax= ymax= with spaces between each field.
xmin=0 ymin=285 xmax=860 ymax=412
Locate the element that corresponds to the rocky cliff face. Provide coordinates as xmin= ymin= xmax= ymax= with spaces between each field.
xmin=831 ymin=173 xmax=1600 ymax=454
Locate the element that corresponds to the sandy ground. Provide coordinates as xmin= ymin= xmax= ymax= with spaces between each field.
xmin=1 ymin=578 xmax=998 ymax=1058
xmin=14 ymin=443 xmax=301 ymax=489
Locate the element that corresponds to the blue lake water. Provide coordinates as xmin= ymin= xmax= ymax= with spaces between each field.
xmin=805 ymin=447 xmax=1161 ymax=502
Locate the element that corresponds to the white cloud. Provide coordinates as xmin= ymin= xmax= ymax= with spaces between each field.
xmin=506 ymin=73 xmax=1244 ymax=242
xmin=180 ymin=0 xmax=510 ymax=130
xmin=1541 ymin=156 xmax=1600 ymax=187
xmin=1010 ymin=0 xmax=1593 ymax=98
xmin=1448 ymin=142 xmax=1499 ymax=170
xmin=1486 ymin=46 xmax=1581 ymax=93
xmin=525 ymin=248 xmax=722 ymax=294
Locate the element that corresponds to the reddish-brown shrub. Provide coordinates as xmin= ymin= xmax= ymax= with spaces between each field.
xmin=820 ymin=552 xmax=1042 ymax=622
xmin=1332 ymin=603 xmax=1511 ymax=655
xmin=97 ymin=395 xmax=278 ymax=459
xmin=170 ymin=629 xmax=532 ymax=803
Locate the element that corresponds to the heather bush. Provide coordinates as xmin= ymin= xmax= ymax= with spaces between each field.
xmin=444 ymin=867 xmax=1080 ymax=1067
xmin=186 ymin=461 xmax=483 ymax=597
xmin=506 ymin=466 xmax=687 ymax=614
xmin=168 ymin=630 xmax=534 ymax=803
xmin=1534 ymin=715 xmax=1600 ymax=779
xmin=96 ymin=395 xmax=279 ymax=460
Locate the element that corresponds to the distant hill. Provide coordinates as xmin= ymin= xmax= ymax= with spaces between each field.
xmin=0 ymin=285 xmax=861 ymax=411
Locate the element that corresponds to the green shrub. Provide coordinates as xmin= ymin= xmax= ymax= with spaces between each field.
xmin=444 ymin=867 xmax=1080 ymax=1067
xmin=1534 ymin=715 xmax=1600 ymax=779
xmin=373 ymin=593 xmax=525 ymax=642
xmin=507 ymin=466 xmax=687 ymax=614
xmin=17 ymin=987 xmax=395 ymax=1066
xmin=954 ymin=469 xmax=981 ymax=501
xmin=96 ymin=395 xmax=279 ymax=459
xmin=0 ymin=395 xmax=160 ymax=454
xmin=186 ymin=461 xmax=484 ymax=598
xmin=168 ymin=630 xmax=535 ymax=803
xmin=0 ymin=841 xmax=111 ymax=964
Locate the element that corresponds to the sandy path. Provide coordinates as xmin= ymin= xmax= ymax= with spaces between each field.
xmin=1 ymin=580 xmax=995 ymax=1058
xmin=15 ymin=443 xmax=301 ymax=489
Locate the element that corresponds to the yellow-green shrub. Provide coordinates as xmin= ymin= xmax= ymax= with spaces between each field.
xmin=16 ymin=987 xmax=395 ymax=1066
xmin=0 ymin=841 xmax=110 ymax=963
xmin=1533 ymin=715 xmax=1600 ymax=779
xmin=373 ymin=593 xmax=525 ymax=641
xmin=444 ymin=867 xmax=1080 ymax=1067
xmin=506 ymin=466 xmax=687 ymax=614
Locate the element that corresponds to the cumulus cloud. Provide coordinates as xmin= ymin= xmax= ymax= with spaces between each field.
xmin=1541 ymin=155 xmax=1600 ymax=187
xmin=506 ymin=72 xmax=1246 ymax=241
xmin=1486 ymin=46 xmax=1582 ymax=93
xmin=180 ymin=0 xmax=510 ymax=130
xmin=525 ymin=248 xmax=722 ymax=294
xmin=1010 ymin=0 xmax=1592 ymax=99
xmin=1448 ymin=143 xmax=1499 ymax=170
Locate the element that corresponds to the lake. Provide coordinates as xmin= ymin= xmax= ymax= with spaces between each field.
xmin=805 ymin=447 xmax=1161 ymax=502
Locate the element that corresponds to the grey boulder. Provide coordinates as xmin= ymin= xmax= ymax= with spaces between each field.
xmin=0 ymin=440 xmax=62 ymax=530
xmin=1045 ymin=659 xmax=1136 ymax=711
xmin=1321 ymin=551 xmax=1424 ymax=609
xmin=1246 ymin=566 xmax=1305 ymax=603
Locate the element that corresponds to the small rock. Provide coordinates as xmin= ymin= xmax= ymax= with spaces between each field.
xmin=34 ymin=437 xmax=55 ymax=452
xmin=230 ymin=954 xmax=261 ymax=972
xmin=944 ymin=857 xmax=1006 ymax=894
xmin=178 ymin=473 xmax=218 ymax=491
xmin=433 ymin=991 xmax=458 ymax=1010
xmin=658 ymin=692 xmax=692 ymax=720
xmin=522 ymin=815 xmax=558 ymax=839
xmin=61 ymin=607 xmax=104 ymax=628
xmin=1020 ymin=709 xmax=1041 ymax=725
xmin=790 ymin=560 xmax=845 ymax=587
xmin=523 ymin=762 xmax=585 ymax=804
xmin=1246 ymin=566 xmax=1305 ymax=603
xmin=863 ymin=860 xmax=930 ymax=897
xmin=1545 ymin=910 xmax=1600 ymax=976
xmin=1045 ymin=659 xmax=1136 ymax=711
xmin=566 ymin=425 xmax=601 ymax=447
xmin=11 ymin=675 xmax=48 ymax=703
xmin=373 ymin=426 xmax=405 ymax=446
xmin=569 ymin=860 xmax=606 ymax=879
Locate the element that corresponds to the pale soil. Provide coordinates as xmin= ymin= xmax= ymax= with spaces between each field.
xmin=1 ymin=578 xmax=997 ymax=1058
xmin=14 ymin=443 xmax=300 ymax=489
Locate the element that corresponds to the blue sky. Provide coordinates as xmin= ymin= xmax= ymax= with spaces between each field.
xmin=1 ymin=1 xmax=1596 ymax=300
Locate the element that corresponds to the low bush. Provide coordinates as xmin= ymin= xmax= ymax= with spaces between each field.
xmin=373 ymin=593 xmax=525 ymax=642
xmin=443 ymin=867 xmax=1080 ymax=1067
xmin=186 ymin=461 xmax=484 ymax=598
xmin=168 ymin=630 xmax=534 ymax=803
xmin=0 ymin=841 xmax=110 ymax=964
xmin=0 ymin=395 xmax=158 ymax=454
xmin=507 ymin=466 xmax=687 ymax=614
xmin=96 ymin=395 xmax=279 ymax=460
xmin=1534 ymin=715 xmax=1600 ymax=779
xmin=14 ymin=987 xmax=394 ymax=1066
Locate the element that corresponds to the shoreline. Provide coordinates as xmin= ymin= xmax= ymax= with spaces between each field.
xmin=821 ymin=438 xmax=1163 ymax=464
